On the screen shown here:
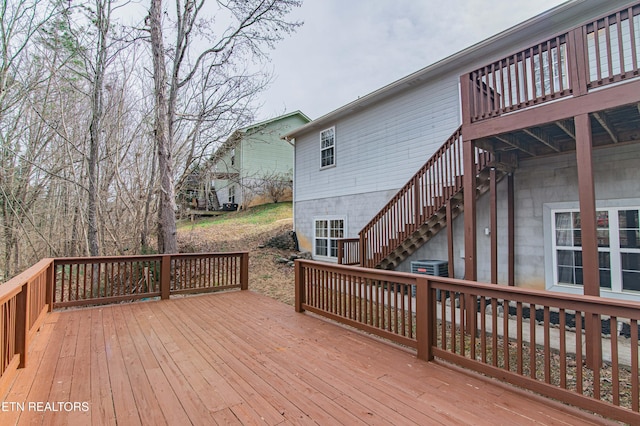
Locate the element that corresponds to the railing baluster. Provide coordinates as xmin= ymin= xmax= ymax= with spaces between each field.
xmin=544 ymin=306 xmax=551 ymax=383
xmin=491 ymin=298 xmax=498 ymax=366
xmin=605 ymin=16 xmax=614 ymax=80
xmin=630 ymin=7 xmax=638 ymax=72
xmin=594 ymin=20 xmax=603 ymax=82
xmin=632 ymin=318 xmax=639 ymax=412
xmin=616 ymin=12 xmax=625 ymax=75
xmin=576 ymin=312 xmax=583 ymax=394
xmin=560 ymin=308 xmax=567 ymax=388
xmin=611 ymin=315 xmax=619 ymax=406
xmin=480 ymin=296 xmax=487 ymax=363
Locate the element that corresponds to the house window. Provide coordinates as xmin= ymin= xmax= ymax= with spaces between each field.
xmin=230 ymin=148 xmax=235 ymax=166
xmin=551 ymin=206 xmax=640 ymax=295
xmin=228 ymin=186 xmax=235 ymax=204
xmin=320 ymin=127 xmax=335 ymax=168
xmin=314 ymin=218 xmax=344 ymax=258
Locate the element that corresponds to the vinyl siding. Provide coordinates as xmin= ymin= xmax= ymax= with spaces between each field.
xmin=213 ymin=113 xmax=308 ymax=206
xmin=295 ymin=74 xmax=461 ymax=203
xmin=241 ymin=115 xmax=307 ymax=178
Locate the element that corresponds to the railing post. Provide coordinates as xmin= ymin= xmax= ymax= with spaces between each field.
xmin=240 ymin=252 xmax=249 ymax=290
xmin=337 ymin=240 xmax=344 ymax=265
xmin=46 ymin=259 xmax=55 ymax=312
xmin=161 ymin=255 xmax=171 ymax=300
xmin=416 ymin=277 xmax=433 ymax=361
xmin=359 ymin=233 xmax=366 ymax=267
xmin=15 ymin=284 xmax=30 ymax=368
xmin=295 ymin=260 xmax=305 ymax=313
xmin=568 ymin=27 xmax=589 ymax=96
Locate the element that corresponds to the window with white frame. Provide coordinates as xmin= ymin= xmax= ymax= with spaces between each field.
xmin=314 ymin=218 xmax=344 ymax=258
xmin=320 ymin=127 xmax=335 ymax=168
xmin=551 ymin=206 xmax=640 ymax=294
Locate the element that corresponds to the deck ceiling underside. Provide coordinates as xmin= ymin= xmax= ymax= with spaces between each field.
xmin=476 ymin=102 xmax=640 ymax=160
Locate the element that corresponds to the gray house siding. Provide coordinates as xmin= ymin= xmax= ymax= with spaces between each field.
xmin=294 ymin=75 xmax=462 ymax=257
xmin=295 ymin=75 xmax=461 ymax=203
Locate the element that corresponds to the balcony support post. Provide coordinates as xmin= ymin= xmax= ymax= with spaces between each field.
xmin=446 ymin=199 xmax=455 ymax=279
xmin=507 ymin=173 xmax=515 ymax=286
xmin=575 ymin=113 xmax=602 ymax=370
xmin=490 ymin=167 xmax=498 ymax=284
xmin=463 ymin=139 xmax=477 ymax=281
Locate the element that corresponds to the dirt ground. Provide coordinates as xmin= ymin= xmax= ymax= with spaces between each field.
xmin=177 ymin=217 xmax=297 ymax=305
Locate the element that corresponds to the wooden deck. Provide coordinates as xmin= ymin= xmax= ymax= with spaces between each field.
xmin=0 ymin=291 xmax=612 ymax=425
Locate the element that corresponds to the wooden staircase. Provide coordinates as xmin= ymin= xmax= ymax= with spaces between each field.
xmin=356 ymin=127 xmax=506 ymax=269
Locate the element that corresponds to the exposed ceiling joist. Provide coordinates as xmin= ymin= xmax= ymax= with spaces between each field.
xmin=522 ymin=127 xmax=561 ymax=152
xmin=494 ymin=134 xmax=537 ymax=157
xmin=475 ymin=138 xmax=496 ymax=153
xmin=593 ymin=112 xmax=619 ymax=143
xmin=555 ymin=119 xmax=576 ymax=140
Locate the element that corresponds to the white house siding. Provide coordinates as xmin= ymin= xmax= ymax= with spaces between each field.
xmin=398 ymin=143 xmax=640 ymax=295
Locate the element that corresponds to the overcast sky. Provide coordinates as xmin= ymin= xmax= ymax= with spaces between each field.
xmin=256 ymin=0 xmax=568 ymax=122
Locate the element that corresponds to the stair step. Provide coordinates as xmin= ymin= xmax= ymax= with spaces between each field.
xmin=379 ymin=168 xmax=505 ymax=269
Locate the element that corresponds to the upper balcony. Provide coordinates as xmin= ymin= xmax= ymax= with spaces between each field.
xmin=461 ymin=2 xmax=640 ymax=158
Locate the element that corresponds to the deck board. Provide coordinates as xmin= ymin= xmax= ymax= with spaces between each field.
xmin=0 ymin=291 xmax=613 ymax=425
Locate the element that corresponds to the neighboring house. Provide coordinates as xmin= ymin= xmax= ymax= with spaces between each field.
xmin=208 ymin=111 xmax=310 ymax=209
xmin=285 ymin=1 xmax=640 ymax=302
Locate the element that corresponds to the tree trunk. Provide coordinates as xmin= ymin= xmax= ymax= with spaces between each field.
xmin=149 ymin=0 xmax=178 ymax=253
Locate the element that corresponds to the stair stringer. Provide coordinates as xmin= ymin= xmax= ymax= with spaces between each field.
xmin=378 ymin=167 xmax=505 ymax=270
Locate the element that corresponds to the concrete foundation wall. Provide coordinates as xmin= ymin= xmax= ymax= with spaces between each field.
xmin=397 ymin=143 xmax=640 ymax=291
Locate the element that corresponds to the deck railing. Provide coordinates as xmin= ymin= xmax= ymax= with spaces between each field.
xmin=0 ymin=259 xmax=53 ymax=396
xmin=466 ymin=2 xmax=640 ymax=122
xmin=295 ymin=259 xmax=640 ymax=424
xmin=53 ymin=252 xmax=248 ymax=308
xmin=336 ymin=238 xmax=360 ymax=265
xmin=0 ymin=252 xmax=248 ymax=392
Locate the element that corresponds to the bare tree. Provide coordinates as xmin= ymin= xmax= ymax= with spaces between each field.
xmin=146 ymin=0 xmax=301 ymax=253
xmin=0 ymin=0 xmax=63 ymax=277
xmin=259 ymin=170 xmax=293 ymax=203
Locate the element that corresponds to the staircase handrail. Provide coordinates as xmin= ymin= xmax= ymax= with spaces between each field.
xmin=358 ymin=127 xmax=491 ymax=268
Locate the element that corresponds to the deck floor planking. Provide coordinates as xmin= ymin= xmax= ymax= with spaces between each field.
xmin=1 ymin=291 xmax=615 ymax=425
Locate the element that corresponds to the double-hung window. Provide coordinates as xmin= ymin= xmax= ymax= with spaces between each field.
xmin=550 ymin=205 xmax=640 ymax=296
xmin=314 ymin=218 xmax=344 ymax=259
xmin=320 ymin=127 xmax=335 ymax=168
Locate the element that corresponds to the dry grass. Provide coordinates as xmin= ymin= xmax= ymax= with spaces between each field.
xmin=176 ymin=203 xmax=297 ymax=305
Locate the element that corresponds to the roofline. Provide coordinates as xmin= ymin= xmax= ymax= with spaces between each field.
xmin=284 ymin=0 xmax=629 ymax=140
xmin=209 ymin=110 xmax=310 ymax=166
xmin=241 ymin=110 xmax=311 ymax=133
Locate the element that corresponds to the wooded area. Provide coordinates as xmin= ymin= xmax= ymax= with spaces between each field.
xmin=0 ymin=0 xmax=301 ymax=279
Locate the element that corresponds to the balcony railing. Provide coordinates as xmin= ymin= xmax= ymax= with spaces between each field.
xmin=465 ymin=2 xmax=640 ymax=122
xmin=295 ymin=259 xmax=640 ymax=424
xmin=0 ymin=252 xmax=248 ymax=394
